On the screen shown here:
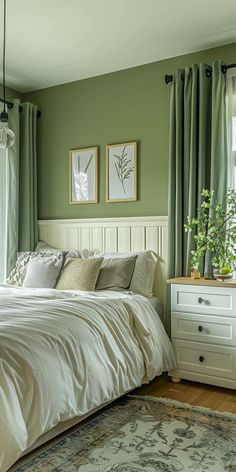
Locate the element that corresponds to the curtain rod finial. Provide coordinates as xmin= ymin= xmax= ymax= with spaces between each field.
xmin=165 ymin=74 xmax=173 ymax=84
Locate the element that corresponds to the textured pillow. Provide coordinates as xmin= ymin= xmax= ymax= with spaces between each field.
xmin=23 ymin=254 xmax=64 ymax=288
xmin=95 ymin=250 xmax=157 ymax=297
xmin=35 ymin=241 xmax=99 ymax=259
xmin=6 ymin=251 xmax=62 ymax=287
xmin=56 ymin=257 xmax=103 ymax=291
xmin=96 ymin=256 xmax=137 ymax=291
xmin=6 ymin=252 xmax=32 ymax=286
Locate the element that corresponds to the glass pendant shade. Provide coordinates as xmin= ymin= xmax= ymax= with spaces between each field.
xmin=0 ymin=118 xmax=15 ymax=150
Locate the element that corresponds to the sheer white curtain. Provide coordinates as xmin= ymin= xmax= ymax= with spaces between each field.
xmin=0 ymin=147 xmax=7 ymax=282
xmin=226 ymin=67 xmax=236 ymax=188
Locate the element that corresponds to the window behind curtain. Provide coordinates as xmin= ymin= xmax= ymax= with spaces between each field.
xmin=226 ymin=68 xmax=236 ymax=189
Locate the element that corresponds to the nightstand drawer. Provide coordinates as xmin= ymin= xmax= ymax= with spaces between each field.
xmin=172 ymin=340 xmax=236 ymax=379
xmin=172 ymin=284 xmax=235 ymax=316
xmin=172 ymin=312 xmax=236 ymax=346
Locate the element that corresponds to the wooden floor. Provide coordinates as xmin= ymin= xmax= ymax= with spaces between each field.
xmin=134 ymin=373 xmax=236 ymax=413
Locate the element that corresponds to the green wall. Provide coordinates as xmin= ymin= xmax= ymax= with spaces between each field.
xmin=0 ymin=84 xmax=22 ymax=100
xmin=26 ymin=42 xmax=236 ymax=220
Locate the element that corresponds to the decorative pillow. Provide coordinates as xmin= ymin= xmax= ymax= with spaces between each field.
xmin=35 ymin=241 xmax=66 ymax=255
xmin=95 ymin=250 xmax=157 ymax=297
xmin=35 ymin=241 xmax=99 ymax=259
xmin=56 ymin=257 xmax=103 ymax=291
xmin=129 ymin=250 xmax=158 ymax=297
xmin=23 ymin=254 xmax=64 ymax=288
xmin=96 ymin=256 xmax=137 ymax=291
xmin=6 ymin=252 xmax=32 ymax=286
xmin=6 ymin=251 xmax=63 ymax=286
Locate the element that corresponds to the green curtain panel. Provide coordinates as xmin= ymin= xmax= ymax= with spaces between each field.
xmin=167 ymin=60 xmax=227 ymax=280
xmin=6 ymin=100 xmax=38 ymax=275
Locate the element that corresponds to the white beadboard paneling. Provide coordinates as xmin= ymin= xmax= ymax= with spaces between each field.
xmin=146 ymin=226 xmax=158 ymax=253
xmin=118 ymin=227 xmax=131 ymax=252
xmin=80 ymin=228 xmax=91 ymax=250
xmin=38 ymin=217 xmax=168 ymax=316
xmin=67 ymin=228 xmax=79 ymax=250
xmin=131 ymin=227 xmax=145 ymax=251
xmin=105 ymin=227 xmax=118 ymax=252
xmin=39 ymin=226 xmax=49 ymax=245
xmin=92 ymin=228 xmax=103 ymax=252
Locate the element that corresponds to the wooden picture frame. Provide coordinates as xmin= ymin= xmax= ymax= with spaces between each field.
xmin=106 ymin=142 xmax=137 ymax=202
xmin=69 ymin=146 xmax=98 ymax=204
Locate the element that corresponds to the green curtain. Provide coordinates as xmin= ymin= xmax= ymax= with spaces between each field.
xmin=167 ymin=60 xmax=227 ymax=280
xmin=6 ymin=100 xmax=38 ymax=274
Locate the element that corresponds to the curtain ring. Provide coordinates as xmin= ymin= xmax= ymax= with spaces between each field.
xmin=205 ymin=68 xmax=212 ymax=78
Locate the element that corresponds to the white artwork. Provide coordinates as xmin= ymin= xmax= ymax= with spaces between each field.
xmin=70 ymin=147 xmax=98 ymax=204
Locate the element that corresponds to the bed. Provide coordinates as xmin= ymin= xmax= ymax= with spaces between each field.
xmin=0 ymin=216 xmax=176 ymax=472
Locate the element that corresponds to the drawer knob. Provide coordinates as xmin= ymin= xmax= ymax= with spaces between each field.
xmin=198 ymin=297 xmax=203 ymax=304
xmin=198 ymin=325 xmax=203 ymax=332
xmin=199 ymin=355 xmax=205 ymax=363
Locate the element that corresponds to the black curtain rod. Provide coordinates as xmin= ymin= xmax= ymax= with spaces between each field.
xmin=0 ymin=97 xmax=41 ymax=117
xmin=165 ymin=62 xmax=236 ymax=84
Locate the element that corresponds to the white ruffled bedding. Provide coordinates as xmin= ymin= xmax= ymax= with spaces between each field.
xmin=0 ymin=285 xmax=176 ymax=471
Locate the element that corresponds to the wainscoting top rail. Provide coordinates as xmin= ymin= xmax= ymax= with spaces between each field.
xmin=39 ymin=216 xmax=168 ymax=226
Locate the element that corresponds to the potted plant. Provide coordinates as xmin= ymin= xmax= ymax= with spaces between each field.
xmin=184 ymin=189 xmax=236 ymax=280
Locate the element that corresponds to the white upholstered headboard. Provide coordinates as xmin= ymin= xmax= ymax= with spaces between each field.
xmin=38 ymin=216 xmax=168 ymax=318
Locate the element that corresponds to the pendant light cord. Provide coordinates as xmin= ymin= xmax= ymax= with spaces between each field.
xmin=3 ymin=0 xmax=6 ymax=113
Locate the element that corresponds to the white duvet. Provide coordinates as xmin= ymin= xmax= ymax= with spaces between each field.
xmin=0 ymin=286 xmax=176 ymax=472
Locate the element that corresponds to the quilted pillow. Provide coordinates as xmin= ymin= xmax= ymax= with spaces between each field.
xmin=56 ymin=257 xmax=103 ymax=291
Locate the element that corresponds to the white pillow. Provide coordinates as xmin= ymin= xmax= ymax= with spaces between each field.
xmin=130 ymin=251 xmax=157 ymax=297
xmin=35 ymin=241 xmax=99 ymax=258
xmin=7 ymin=251 xmax=62 ymax=286
xmin=95 ymin=250 xmax=157 ymax=297
xmin=23 ymin=253 xmax=64 ymax=288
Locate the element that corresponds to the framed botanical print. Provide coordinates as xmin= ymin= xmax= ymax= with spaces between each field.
xmin=106 ymin=142 xmax=137 ymax=202
xmin=69 ymin=146 xmax=98 ymax=204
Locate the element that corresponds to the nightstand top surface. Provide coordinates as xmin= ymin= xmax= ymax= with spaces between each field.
xmin=167 ymin=277 xmax=236 ymax=288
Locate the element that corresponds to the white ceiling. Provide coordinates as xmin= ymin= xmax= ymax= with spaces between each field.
xmin=2 ymin=0 xmax=236 ymax=93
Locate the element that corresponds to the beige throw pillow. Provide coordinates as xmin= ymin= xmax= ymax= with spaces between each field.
xmin=56 ymin=257 xmax=103 ymax=291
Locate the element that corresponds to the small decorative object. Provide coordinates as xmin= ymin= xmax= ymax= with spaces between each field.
xmin=191 ymin=270 xmax=201 ymax=279
xmin=213 ymin=267 xmax=234 ymax=281
xmin=184 ymin=189 xmax=236 ymax=280
xmin=106 ymin=142 xmax=137 ymax=202
xmin=69 ymin=146 xmax=98 ymax=204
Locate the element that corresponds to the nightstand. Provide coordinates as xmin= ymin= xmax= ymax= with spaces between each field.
xmin=167 ymin=277 xmax=236 ymax=390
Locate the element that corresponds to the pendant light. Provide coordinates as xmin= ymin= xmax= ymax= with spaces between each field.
xmin=0 ymin=0 xmax=15 ymax=149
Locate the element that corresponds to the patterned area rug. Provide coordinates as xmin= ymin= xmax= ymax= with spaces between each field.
xmin=13 ymin=396 xmax=236 ymax=472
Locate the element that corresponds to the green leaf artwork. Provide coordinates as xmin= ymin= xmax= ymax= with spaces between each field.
xmin=184 ymin=189 xmax=236 ymax=273
xmin=113 ymin=145 xmax=134 ymax=194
